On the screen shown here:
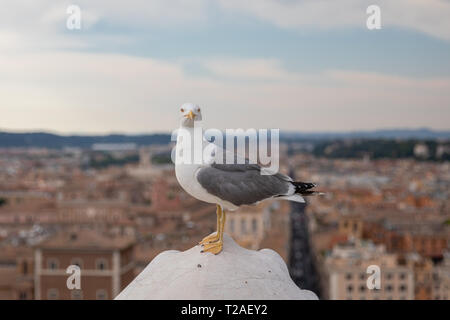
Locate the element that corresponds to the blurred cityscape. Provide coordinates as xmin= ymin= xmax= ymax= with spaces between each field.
xmin=0 ymin=135 xmax=449 ymax=300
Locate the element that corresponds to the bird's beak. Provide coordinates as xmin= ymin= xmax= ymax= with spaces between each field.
xmin=185 ymin=110 xmax=195 ymax=120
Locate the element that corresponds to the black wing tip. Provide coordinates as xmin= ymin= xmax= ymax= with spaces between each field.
xmin=292 ymin=181 xmax=319 ymax=194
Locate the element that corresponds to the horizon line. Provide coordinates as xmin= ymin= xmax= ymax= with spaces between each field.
xmin=1 ymin=127 xmax=450 ymax=137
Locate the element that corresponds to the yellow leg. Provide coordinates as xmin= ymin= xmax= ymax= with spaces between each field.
xmin=199 ymin=205 xmax=222 ymax=245
xmin=201 ymin=208 xmax=226 ymax=255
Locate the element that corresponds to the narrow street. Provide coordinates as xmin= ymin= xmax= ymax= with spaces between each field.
xmin=288 ymin=200 xmax=322 ymax=297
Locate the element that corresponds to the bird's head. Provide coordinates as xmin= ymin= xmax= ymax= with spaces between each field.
xmin=179 ymin=103 xmax=202 ymax=127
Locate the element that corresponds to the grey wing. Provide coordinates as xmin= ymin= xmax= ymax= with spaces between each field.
xmin=196 ymin=163 xmax=292 ymax=206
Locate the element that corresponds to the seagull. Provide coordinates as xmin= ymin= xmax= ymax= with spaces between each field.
xmin=175 ymin=103 xmax=321 ymax=254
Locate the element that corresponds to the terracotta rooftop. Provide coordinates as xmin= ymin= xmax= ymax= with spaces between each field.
xmin=36 ymin=229 xmax=135 ymax=250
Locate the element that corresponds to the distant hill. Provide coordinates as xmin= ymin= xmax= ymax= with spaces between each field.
xmin=281 ymin=128 xmax=450 ymax=140
xmin=0 ymin=128 xmax=448 ymax=149
xmin=0 ymin=132 xmax=171 ymax=149
xmin=312 ymin=139 xmax=450 ymax=161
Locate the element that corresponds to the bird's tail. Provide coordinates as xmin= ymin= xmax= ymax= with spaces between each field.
xmin=278 ymin=181 xmax=324 ymax=203
xmin=291 ymin=181 xmax=324 ymax=196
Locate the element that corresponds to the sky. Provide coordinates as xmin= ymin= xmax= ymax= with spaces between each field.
xmin=1 ymin=0 xmax=450 ymax=134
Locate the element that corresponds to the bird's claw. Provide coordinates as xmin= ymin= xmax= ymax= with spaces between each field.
xmin=198 ymin=233 xmax=219 ymax=245
xmin=200 ymin=241 xmax=223 ymax=255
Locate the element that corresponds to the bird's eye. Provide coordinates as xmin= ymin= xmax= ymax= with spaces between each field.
xmin=180 ymin=108 xmax=184 ymax=112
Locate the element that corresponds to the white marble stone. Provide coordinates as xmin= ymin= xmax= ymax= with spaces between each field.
xmin=115 ymin=234 xmax=318 ymax=300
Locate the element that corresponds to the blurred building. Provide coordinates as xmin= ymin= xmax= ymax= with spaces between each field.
xmin=34 ymin=229 xmax=135 ymax=300
xmin=431 ymin=252 xmax=450 ymax=300
xmin=324 ymin=240 xmax=414 ymax=300
xmin=405 ymin=253 xmax=434 ymax=300
xmin=0 ymin=247 xmax=34 ymax=300
xmin=413 ymin=143 xmax=430 ymax=159
xmin=338 ymin=214 xmax=363 ymax=239
xmin=364 ymin=219 xmax=449 ymax=259
xmin=150 ymin=177 xmax=182 ymax=212
xmin=225 ymin=202 xmax=272 ymax=250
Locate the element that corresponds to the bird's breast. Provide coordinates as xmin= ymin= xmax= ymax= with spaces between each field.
xmin=175 ymin=164 xmax=213 ymax=202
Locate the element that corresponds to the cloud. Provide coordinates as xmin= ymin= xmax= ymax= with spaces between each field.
xmin=0 ymin=0 xmax=211 ymax=53
xmin=218 ymin=0 xmax=450 ymax=41
xmin=0 ymin=2 xmax=448 ymax=133
xmin=3 ymin=0 xmax=450 ymax=42
xmin=1 ymin=53 xmax=449 ymax=133
xmin=0 ymin=0 xmax=209 ymax=31
xmin=204 ymin=58 xmax=297 ymax=81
